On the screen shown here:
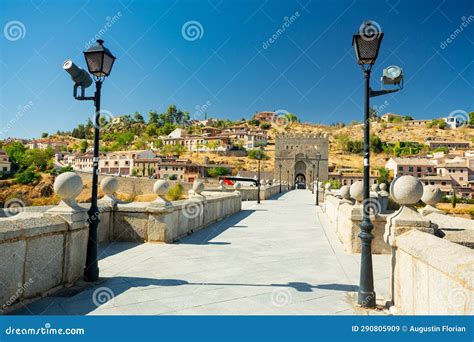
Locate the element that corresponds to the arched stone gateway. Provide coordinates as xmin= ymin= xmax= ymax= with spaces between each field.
xmin=274 ymin=133 xmax=329 ymax=187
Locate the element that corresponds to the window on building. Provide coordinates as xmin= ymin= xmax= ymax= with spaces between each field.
xmin=417 ymin=167 xmax=421 ymax=172
xmin=441 ymin=182 xmax=446 ymax=185
xmin=398 ymin=166 xmax=403 ymax=171
xmin=408 ymin=166 xmax=413 ymax=172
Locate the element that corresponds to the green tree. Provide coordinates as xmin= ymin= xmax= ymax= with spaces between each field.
xmin=377 ymin=167 xmax=390 ymax=184
xmin=148 ymin=110 xmax=160 ymax=125
xmin=469 ymin=112 xmax=474 ymax=127
xmin=80 ymin=140 xmax=89 ymax=153
xmin=6 ymin=141 xmax=26 ymax=164
xmin=451 ymin=189 xmax=457 ymax=208
xmin=59 ymin=165 xmax=74 ymax=174
xmin=41 ymin=132 xmax=48 ymax=138
xmin=370 ymin=135 xmax=384 ymax=153
xmin=284 ymin=113 xmax=299 ymax=123
xmin=206 ymin=140 xmax=220 ymax=152
xmin=15 ymin=169 xmax=40 ymax=184
xmin=208 ymin=166 xmax=229 ymax=177
xmin=247 ymin=148 xmax=268 ymax=160
xmin=133 ymin=111 xmax=145 ymax=124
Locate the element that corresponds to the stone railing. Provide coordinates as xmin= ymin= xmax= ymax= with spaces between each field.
xmin=323 ymin=182 xmax=391 ymax=254
xmin=391 ymin=229 xmax=473 ymax=314
xmin=324 ymin=175 xmax=473 ymax=314
xmin=209 ymin=180 xmax=284 ymax=202
xmin=0 ymin=172 xmax=242 ymax=312
xmin=382 ymin=176 xmax=473 ymax=314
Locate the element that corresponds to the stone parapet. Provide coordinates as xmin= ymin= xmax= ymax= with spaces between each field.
xmin=392 ymin=229 xmax=473 ymax=315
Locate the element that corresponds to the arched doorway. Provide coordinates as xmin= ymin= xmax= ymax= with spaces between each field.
xmin=295 ymin=173 xmax=306 ymax=187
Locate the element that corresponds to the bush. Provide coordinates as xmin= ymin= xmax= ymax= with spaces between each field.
xmin=168 ymin=174 xmax=178 ymax=180
xmin=167 ymin=183 xmax=183 ymax=201
xmin=15 ymin=170 xmax=40 ymax=184
xmin=58 ymin=166 xmax=74 ymax=174
xmin=324 ymin=179 xmax=341 ymax=189
xmin=260 ymin=123 xmax=271 ymax=130
xmin=208 ymin=166 xmax=229 ymax=177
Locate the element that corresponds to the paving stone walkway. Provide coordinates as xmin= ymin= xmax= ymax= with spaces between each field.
xmin=15 ymin=190 xmax=390 ymax=315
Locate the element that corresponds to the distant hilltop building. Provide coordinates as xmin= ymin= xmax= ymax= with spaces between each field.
xmin=253 ymin=111 xmax=275 ymax=122
xmin=0 ymin=150 xmax=11 ymax=173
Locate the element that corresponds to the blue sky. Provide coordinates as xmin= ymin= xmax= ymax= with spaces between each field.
xmin=0 ymin=0 xmax=473 ymax=138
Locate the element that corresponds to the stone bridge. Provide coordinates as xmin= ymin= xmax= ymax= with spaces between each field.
xmin=1 ymin=173 xmax=472 ymax=315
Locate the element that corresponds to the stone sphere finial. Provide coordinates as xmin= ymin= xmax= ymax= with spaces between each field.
xmin=324 ymin=183 xmax=332 ymax=191
xmin=380 ymin=183 xmax=387 ymax=191
xmin=54 ymin=172 xmax=83 ymax=203
xmin=390 ymin=175 xmax=423 ymax=206
xmin=193 ymin=180 xmax=204 ymax=195
xmin=153 ymin=180 xmax=169 ymax=196
xmin=340 ymin=185 xmax=351 ymax=200
xmin=421 ymin=185 xmax=442 ymax=206
xmin=100 ymin=177 xmax=118 ymax=196
xmin=350 ymin=181 xmax=364 ymax=203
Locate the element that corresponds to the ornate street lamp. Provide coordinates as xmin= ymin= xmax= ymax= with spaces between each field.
xmin=352 ymin=21 xmax=403 ymax=308
xmin=63 ymin=39 xmax=116 ymax=282
xmin=311 ymin=163 xmax=315 ymax=194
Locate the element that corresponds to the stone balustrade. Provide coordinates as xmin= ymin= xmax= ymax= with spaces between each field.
xmin=0 ymin=173 xmax=242 ymax=313
xmin=323 ymin=175 xmax=474 ymax=314
xmin=0 ymin=172 xmax=89 ymax=313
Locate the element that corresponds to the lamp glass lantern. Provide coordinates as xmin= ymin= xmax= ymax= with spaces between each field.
xmin=83 ymin=39 xmax=116 ymax=78
xmin=352 ymin=21 xmax=384 ymax=65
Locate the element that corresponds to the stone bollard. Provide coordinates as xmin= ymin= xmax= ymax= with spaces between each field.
xmin=46 ymin=172 xmax=87 ymax=223
xmin=99 ymin=176 xmax=118 ymax=207
xmin=191 ymin=180 xmax=205 ymax=199
xmin=150 ymin=180 xmax=171 ymax=208
xmin=218 ymin=179 xmax=225 ymax=191
xmin=378 ymin=183 xmax=389 ymax=213
xmin=349 ymin=181 xmax=364 ymax=205
xmin=340 ymin=185 xmax=353 ymax=204
xmin=324 ymin=183 xmax=333 ymax=198
xmin=384 ymin=175 xmax=433 ymax=247
xmin=371 ymin=183 xmax=379 ymax=197
xmin=420 ymin=185 xmax=445 ymax=216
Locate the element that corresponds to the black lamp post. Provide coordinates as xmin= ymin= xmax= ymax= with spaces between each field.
xmin=63 ymin=39 xmax=116 ymax=282
xmin=279 ymin=163 xmax=282 ymax=193
xmin=315 ymin=152 xmax=321 ymax=206
xmin=287 ymin=170 xmax=289 ymax=191
xmin=352 ymin=21 xmax=383 ymax=308
xmin=256 ymin=147 xmax=264 ymax=204
xmin=311 ymin=163 xmax=315 ymax=194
